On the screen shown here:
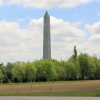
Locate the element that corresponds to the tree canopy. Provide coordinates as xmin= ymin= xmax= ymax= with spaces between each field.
xmin=0 ymin=47 xmax=100 ymax=83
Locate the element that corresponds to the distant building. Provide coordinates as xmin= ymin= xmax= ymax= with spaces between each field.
xmin=43 ymin=11 xmax=51 ymax=59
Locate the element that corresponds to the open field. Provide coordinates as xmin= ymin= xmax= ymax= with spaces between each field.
xmin=0 ymin=80 xmax=100 ymax=96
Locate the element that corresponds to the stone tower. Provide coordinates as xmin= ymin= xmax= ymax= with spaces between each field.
xmin=43 ymin=11 xmax=51 ymax=59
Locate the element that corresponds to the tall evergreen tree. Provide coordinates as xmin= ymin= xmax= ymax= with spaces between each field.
xmin=73 ymin=46 xmax=77 ymax=60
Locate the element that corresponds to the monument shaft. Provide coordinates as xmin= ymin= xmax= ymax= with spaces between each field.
xmin=43 ymin=11 xmax=51 ymax=59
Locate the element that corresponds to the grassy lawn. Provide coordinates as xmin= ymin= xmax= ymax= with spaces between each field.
xmin=0 ymin=92 xmax=100 ymax=97
xmin=0 ymin=80 xmax=100 ymax=96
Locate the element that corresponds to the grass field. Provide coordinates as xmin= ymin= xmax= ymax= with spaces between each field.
xmin=0 ymin=80 xmax=100 ymax=96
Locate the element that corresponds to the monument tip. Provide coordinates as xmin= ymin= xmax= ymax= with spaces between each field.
xmin=44 ymin=10 xmax=49 ymax=16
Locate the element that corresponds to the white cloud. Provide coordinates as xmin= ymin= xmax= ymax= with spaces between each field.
xmin=0 ymin=16 xmax=85 ymax=63
xmin=89 ymin=34 xmax=100 ymax=43
xmin=78 ymin=41 xmax=100 ymax=57
xmin=88 ymin=22 xmax=100 ymax=45
xmin=51 ymin=16 xmax=84 ymax=37
xmin=0 ymin=16 xmax=100 ymax=63
xmin=98 ymin=12 xmax=100 ymax=16
xmin=0 ymin=0 xmax=94 ymax=8
xmin=0 ymin=0 xmax=2 ymax=5
xmin=86 ymin=21 xmax=100 ymax=34
xmin=81 ymin=21 xmax=100 ymax=57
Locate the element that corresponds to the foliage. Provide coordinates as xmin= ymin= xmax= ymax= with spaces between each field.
xmin=0 ymin=47 xmax=100 ymax=83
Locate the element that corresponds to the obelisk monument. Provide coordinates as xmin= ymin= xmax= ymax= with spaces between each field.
xmin=43 ymin=11 xmax=51 ymax=59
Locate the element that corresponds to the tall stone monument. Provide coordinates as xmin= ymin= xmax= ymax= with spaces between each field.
xmin=43 ymin=11 xmax=51 ymax=59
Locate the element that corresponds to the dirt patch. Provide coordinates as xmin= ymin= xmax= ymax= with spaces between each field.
xmin=0 ymin=80 xmax=100 ymax=93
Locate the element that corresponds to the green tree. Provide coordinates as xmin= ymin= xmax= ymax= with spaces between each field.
xmin=35 ymin=59 xmax=56 ymax=82
xmin=54 ymin=61 xmax=66 ymax=81
xmin=0 ymin=63 xmax=9 ymax=83
xmin=24 ymin=62 xmax=36 ymax=82
xmin=0 ymin=69 xmax=5 ymax=83
xmin=12 ymin=62 xmax=25 ymax=82
xmin=65 ymin=62 xmax=77 ymax=80
xmin=5 ymin=62 xmax=13 ymax=82
xmin=77 ymin=53 xmax=91 ymax=80
xmin=73 ymin=46 xmax=77 ymax=60
xmin=95 ymin=58 xmax=100 ymax=79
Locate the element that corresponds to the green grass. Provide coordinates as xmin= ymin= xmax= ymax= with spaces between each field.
xmin=0 ymin=92 xmax=100 ymax=97
xmin=0 ymin=80 xmax=100 ymax=85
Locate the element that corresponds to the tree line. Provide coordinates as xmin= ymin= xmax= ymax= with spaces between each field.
xmin=0 ymin=46 xmax=100 ymax=83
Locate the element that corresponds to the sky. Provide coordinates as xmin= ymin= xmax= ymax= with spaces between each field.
xmin=0 ymin=0 xmax=100 ymax=63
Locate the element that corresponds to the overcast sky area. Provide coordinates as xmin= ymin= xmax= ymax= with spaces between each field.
xmin=0 ymin=0 xmax=100 ymax=64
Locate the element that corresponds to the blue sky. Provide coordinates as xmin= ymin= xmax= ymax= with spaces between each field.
xmin=0 ymin=1 xmax=100 ymax=23
xmin=0 ymin=0 xmax=100 ymax=63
